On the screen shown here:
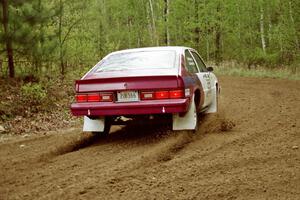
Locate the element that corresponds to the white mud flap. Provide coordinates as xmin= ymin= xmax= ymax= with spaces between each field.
xmin=83 ymin=116 xmax=105 ymax=132
xmin=172 ymin=97 xmax=197 ymax=130
xmin=205 ymin=87 xmax=218 ymax=113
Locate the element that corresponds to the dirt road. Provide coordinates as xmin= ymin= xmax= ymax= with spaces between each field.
xmin=0 ymin=76 xmax=299 ymax=200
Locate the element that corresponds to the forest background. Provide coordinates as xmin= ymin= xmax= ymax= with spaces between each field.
xmin=1 ymin=0 xmax=299 ymax=78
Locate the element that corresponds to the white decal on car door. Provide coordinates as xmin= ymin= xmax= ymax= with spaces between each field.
xmin=196 ymin=72 xmax=212 ymax=107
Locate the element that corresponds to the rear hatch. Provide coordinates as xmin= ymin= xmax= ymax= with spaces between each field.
xmin=75 ymin=69 xmax=184 ymax=103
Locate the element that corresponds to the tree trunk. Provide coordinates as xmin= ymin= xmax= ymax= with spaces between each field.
xmin=237 ymin=1 xmax=241 ymax=42
xmin=98 ymin=18 xmax=102 ymax=54
xmin=268 ymin=13 xmax=272 ymax=46
xmin=35 ymin=0 xmax=43 ymax=74
xmin=148 ymin=0 xmax=159 ymax=46
xmin=164 ymin=0 xmax=170 ymax=46
xmin=146 ymin=4 xmax=154 ymax=45
xmin=98 ymin=0 xmax=107 ymax=56
xmin=58 ymin=0 xmax=64 ymax=76
xmin=260 ymin=6 xmax=266 ymax=54
xmin=215 ymin=2 xmax=222 ymax=64
xmin=288 ymin=1 xmax=299 ymax=50
xmin=0 ymin=59 xmax=2 ymax=76
xmin=206 ymin=33 xmax=210 ymax=61
xmin=215 ymin=30 xmax=221 ymax=64
xmin=194 ymin=0 xmax=200 ymax=50
xmin=1 ymin=0 xmax=15 ymax=78
xmin=127 ymin=17 xmax=132 ymax=48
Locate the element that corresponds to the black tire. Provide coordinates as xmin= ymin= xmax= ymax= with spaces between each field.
xmin=92 ymin=117 xmax=111 ymax=138
xmin=193 ymin=97 xmax=199 ymax=133
xmin=216 ymin=86 xmax=219 ymax=112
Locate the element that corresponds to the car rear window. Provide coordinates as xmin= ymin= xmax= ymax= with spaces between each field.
xmin=94 ymin=50 xmax=176 ymax=72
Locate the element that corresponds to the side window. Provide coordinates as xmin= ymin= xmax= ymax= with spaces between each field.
xmin=184 ymin=50 xmax=199 ymax=73
xmin=191 ymin=52 xmax=207 ymax=72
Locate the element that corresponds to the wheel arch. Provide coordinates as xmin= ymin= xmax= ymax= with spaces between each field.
xmin=215 ymin=81 xmax=220 ymax=94
xmin=194 ymin=89 xmax=201 ymax=111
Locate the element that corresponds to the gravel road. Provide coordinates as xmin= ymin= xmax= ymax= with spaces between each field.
xmin=0 ymin=76 xmax=299 ymax=200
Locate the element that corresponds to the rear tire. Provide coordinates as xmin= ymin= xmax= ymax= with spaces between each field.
xmin=215 ymin=84 xmax=219 ymax=113
xmin=193 ymin=98 xmax=199 ymax=133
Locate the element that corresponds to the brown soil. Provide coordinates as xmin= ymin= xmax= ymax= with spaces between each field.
xmin=0 ymin=76 xmax=299 ymax=200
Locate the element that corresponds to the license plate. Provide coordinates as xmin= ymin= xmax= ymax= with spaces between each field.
xmin=117 ymin=91 xmax=139 ymax=102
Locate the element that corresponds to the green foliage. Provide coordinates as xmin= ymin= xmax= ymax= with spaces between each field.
xmin=21 ymin=83 xmax=47 ymax=106
xmin=215 ymin=65 xmax=300 ymax=80
xmin=243 ymin=48 xmax=280 ymax=67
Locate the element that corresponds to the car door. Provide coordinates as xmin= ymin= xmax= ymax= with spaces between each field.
xmin=190 ymin=50 xmax=213 ymax=107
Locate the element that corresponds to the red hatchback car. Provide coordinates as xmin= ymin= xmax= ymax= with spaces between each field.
xmin=71 ymin=47 xmax=219 ymax=135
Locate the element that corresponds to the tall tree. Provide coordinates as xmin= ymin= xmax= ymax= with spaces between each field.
xmin=148 ymin=0 xmax=159 ymax=46
xmin=215 ymin=1 xmax=222 ymax=64
xmin=164 ymin=0 xmax=170 ymax=45
xmin=0 ymin=0 xmax=14 ymax=78
xmin=260 ymin=5 xmax=267 ymax=54
xmin=56 ymin=0 xmax=85 ymax=76
xmin=0 ymin=0 xmax=56 ymax=77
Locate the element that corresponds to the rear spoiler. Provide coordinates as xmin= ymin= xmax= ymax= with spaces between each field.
xmin=75 ymin=76 xmax=184 ymax=93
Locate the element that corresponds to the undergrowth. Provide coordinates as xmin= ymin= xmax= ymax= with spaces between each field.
xmin=0 ymin=76 xmax=78 ymax=134
xmin=214 ymin=65 xmax=300 ymax=80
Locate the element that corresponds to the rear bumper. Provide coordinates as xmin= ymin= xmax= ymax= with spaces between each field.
xmin=70 ymin=98 xmax=190 ymax=116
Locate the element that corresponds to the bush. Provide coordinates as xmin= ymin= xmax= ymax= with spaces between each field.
xmin=244 ymin=48 xmax=280 ymax=68
xmin=21 ymin=83 xmax=47 ymax=107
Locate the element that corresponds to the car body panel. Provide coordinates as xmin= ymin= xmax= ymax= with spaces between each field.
xmin=196 ymin=73 xmax=213 ymax=107
xmin=75 ymin=75 xmax=182 ymax=93
xmin=71 ymin=98 xmax=189 ymax=116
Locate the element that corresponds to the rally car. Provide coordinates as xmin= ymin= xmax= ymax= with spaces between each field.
xmin=71 ymin=47 xmax=219 ymax=135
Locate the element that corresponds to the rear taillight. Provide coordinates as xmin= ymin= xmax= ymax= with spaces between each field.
xmin=169 ymin=90 xmax=184 ymax=99
xmin=76 ymin=94 xmax=87 ymax=102
xmin=155 ymin=91 xmax=169 ymax=99
xmin=87 ymin=93 xmax=100 ymax=102
xmin=141 ymin=89 xmax=184 ymax=100
xmin=76 ymin=93 xmax=113 ymax=102
xmin=76 ymin=90 xmax=184 ymax=103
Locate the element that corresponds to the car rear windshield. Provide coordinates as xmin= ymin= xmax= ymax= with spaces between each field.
xmin=94 ymin=50 xmax=176 ymax=72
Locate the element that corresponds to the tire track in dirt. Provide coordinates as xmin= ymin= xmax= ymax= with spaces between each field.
xmin=48 ymin=112 xmax=233 ymax=165
xmin=0 ymin=99 xmax=237 ymax=199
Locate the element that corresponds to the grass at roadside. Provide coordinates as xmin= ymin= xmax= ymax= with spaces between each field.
xmin=214 ymin=65 xmax=300 ymax=80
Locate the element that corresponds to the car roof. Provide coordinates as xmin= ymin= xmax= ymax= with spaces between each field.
xmin=107 ymin=46 xmax=193 ymax=55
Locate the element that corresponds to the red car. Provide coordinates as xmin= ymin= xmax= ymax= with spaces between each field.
xmin=71 ymin=47 xmax=219 ymax=135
